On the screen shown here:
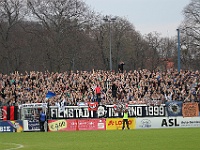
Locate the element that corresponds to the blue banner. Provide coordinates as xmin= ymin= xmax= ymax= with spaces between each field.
xmin=0 ymin=120 xmax=23 ymax=132
xmin=165 ymin=101 xmax=183 ymax=116
xmin=46 ymin=91 xmax=56 ymax=99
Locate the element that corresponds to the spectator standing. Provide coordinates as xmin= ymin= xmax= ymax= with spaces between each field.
xmin=39 ymin=111 xmax=46 ymax=132
xmin=95 ymin=84 xmax=101 ymax=104
xmin=122 ymin=109 xmax=130 ymax=130
xmin=118 ymin=61 xmax=125 ymax=73
xmin=112 ymin=82 xmax=118 ymax=101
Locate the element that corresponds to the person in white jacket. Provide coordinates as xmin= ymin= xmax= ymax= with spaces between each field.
xmin=164 ymin=91 xmax=173 ymax=101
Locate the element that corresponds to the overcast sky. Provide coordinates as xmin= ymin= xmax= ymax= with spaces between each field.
xmin=85 ymin=0 xmax=191 ymax=37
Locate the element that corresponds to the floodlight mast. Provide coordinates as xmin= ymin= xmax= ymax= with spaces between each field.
xmin=177 ymin=28 xmax=181 ymax=73
xmin=103 ymin=16 xmax=116 ymax=71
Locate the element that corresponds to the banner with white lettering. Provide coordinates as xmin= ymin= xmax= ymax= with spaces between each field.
xmin=49 ymin=105 xmax=166 ymax=119
xmin=0 ymin=120 xmax=23 ymax=132
xmin=48 ymin=119 xmax=106 ymax=131
xmin=23 ymin=120 xmax=40 ymax=131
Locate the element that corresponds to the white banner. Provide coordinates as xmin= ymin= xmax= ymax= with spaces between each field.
xmin=23 ymin=120 xmax=40 ymax=131
xmin=136 ymin=117 xmax=200 ymax=129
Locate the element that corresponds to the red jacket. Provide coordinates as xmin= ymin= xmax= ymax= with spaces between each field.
xmin=95 ymin=86 xmax=101 ymax=94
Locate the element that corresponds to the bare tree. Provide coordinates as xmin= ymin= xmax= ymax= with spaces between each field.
xmin=112 ymin=17 xmax=135 ymax=71
xmin=0 ymin=0 xmax=26 ymax=73
xmin=27 ymin=0 xmax=93 ymax=72
xmin=92 ymin=22 xmax=109 ymax=70
xmin=179 ymin=0 xmax=200 ymax=70
xmin=93 ymin=16 xmax=145 ymax=71
xmin=183 ymin=0 xmax=200 ymax=47
xmin=144 ymin=32 xmax=162 ymax=71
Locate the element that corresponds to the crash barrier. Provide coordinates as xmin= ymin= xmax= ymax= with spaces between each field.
xmin=1 ymin=116 xmax=200 ymax=132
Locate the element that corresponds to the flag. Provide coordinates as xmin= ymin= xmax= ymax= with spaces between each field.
xmin=88 ymin=102 xmax=98 ymax=111
xmin=1 ymin=106 xmax=18 ymax=121
xmin=182 ymin=102 xmax=199 ymax=117
xmin=165 ymin=101 xmax=183 ymax=116
xmin=46 ymin=91 xmax=56 ymax=99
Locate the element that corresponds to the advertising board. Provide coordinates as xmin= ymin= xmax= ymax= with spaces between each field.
xmin=78 ymin=119 xmax=106 ymax=131
xmin=106 ymin=118 xmax=136 ymax=130
xmin=48 ymin=119 xmax=106 ymax=131
xmin=136 ymin=117 xmax=200 ymax=129
xmin=48 ymin=119 xmax=77 ymax=131
xmin=23 ymin=120 xmax=40 ymax=131
xmin=0 ymin=120 xmax=23 ymax=132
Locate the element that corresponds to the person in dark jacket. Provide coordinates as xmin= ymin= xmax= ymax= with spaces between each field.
xmin=118 ymin=61 xmax=125 ymax=73
xmin=39 ymin=111 xmax=46 ymax=132
xmin=112 ymin=82 xmax=118 ymax=101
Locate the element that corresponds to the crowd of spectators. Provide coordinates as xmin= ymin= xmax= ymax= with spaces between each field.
xmin=0 ymin=69 xmax=200 ymax=107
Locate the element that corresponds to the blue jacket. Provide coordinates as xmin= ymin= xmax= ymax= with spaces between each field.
xmin=40 ymin=112 xmax=46 ymax=122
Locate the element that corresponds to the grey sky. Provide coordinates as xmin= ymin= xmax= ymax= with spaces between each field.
xmin=85 ymin=0 xmax=191 ymax=37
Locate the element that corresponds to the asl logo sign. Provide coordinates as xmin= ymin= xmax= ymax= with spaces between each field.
xmin=161 ymin=118 xmax=179 ymax=127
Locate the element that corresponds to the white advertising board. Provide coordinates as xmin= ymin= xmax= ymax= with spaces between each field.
xmin=136 ymin=117 xmax=200 ymax=129
xmin=23 ymin=120 xmax=40 ymax=131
